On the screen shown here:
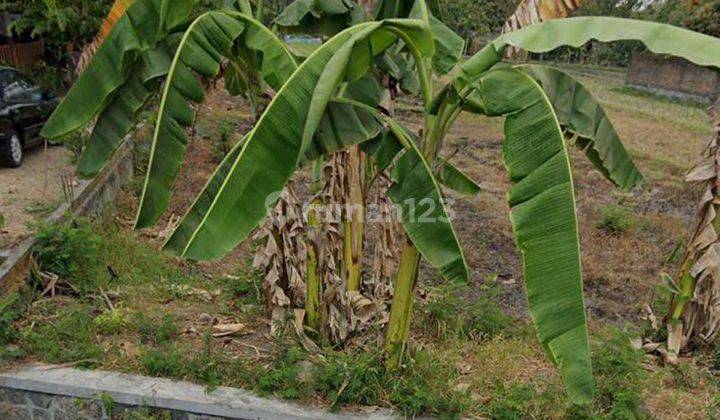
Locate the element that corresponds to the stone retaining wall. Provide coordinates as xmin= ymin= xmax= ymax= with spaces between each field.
xmin=0 ymin=365 xmax=394 ymax=420
xmin=626 ymin=52 xmax=720 ymax=103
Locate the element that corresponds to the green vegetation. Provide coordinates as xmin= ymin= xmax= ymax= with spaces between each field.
xmin=597 ymin=204 xmax=634 ymax=235
xmin=420 ymin=282 xmax=516 ymax=341
xmin=33 ymin=220 xmax=105 ymax=294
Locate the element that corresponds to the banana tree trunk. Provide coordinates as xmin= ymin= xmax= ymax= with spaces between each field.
xmin=665 ymin=99 xmax=720 ymax=361
xmin=384 ymin=242 xmax=421 ymax=368
xmin=343 ymin=146 xmax=365 ymax=291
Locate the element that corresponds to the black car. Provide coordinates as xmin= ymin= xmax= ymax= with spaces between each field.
xmin=0 ymin=67 xmax=59 ymax=168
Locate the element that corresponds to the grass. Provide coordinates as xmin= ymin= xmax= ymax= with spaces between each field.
xmin=596 ymin=204 xmax=635 ymax=235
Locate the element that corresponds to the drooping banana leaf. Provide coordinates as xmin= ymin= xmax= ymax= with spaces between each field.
xmin=77 ymin=40 xmax=178 ymax=177
xmin=41 ymin=0 xmax=197 ymax=140
xmin=165 ymin=99 xmax=384 ymax=249
xmin=382 ymin=120 xmax=468 ymax=282
xmin=437 ymin=162 xmax=481 ymax=195
xmin=469 ymin=68 xmax=593 ymax=403
xmin=517 ymin=64 xmax=644 ymax=191
xmin=135 ymin=11 xmax=298 ymax=228
xmin=275 ymin=0 xmax=368 ymax=35
xmin=407 ymin=0 xmax=463 ymax=75
xmin=75 ymin=0 xmax=136 ymax=75
xmin=162 ymin=20 xmax=434 ymax=260
xmin=432 ymin=17 xmax=720 ymax=115
xmin=167 ymin=98 xmax=469 ymax=283
xmin=470 ymin=18 xmax=720 ymax=91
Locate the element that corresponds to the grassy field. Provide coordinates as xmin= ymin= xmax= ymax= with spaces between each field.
xmin=1 ymin=66 xmax=719 ymax=419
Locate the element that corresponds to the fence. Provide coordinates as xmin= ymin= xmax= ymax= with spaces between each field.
xmin=0 ymin=40 xmax=44 ymax=68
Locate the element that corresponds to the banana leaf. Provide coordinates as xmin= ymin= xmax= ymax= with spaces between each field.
xmin=162 ymin=20 xmax=434 ymax=261
xmin=276 ymin=0 xmax=367 ymax=35
xmin=517 ymin=64 xmax=644 ymax=191
xmin=135 ymin=11 xmax=298 ymax=228
xmin=77 ymin=40 xmax=177 ymax=177
xmin=41 ymin=0 xmax=197 ymax=140
xmin=437 ymin=162 xmax=481 ymax=195
xmin=470 ymin=68 xmax=593 ymax=403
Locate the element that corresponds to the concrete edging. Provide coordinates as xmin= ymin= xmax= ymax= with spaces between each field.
xmin=0 ymin=364 xmax=396 ymax=420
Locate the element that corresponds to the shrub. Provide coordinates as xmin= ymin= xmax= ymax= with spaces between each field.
xmin=33 ymin=220 xmax=105 ymax=294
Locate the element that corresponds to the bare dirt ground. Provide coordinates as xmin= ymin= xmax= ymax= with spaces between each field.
xmin=0 ymin=145 xmax=74 ymax=249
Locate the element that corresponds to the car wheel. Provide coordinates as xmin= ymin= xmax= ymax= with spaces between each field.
xmin=1 ymin=132 xmax=23 ymax=168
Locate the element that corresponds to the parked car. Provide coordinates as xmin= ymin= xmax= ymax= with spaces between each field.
xmin=0 ymin=66 xmax=59 ymax=167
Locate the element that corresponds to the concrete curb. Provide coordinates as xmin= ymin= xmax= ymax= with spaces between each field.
xmin=0 ymin=364 xmax=397 ymax=419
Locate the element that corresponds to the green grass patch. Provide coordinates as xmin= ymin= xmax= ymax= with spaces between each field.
xmin=419 ymin=282 xmax=516 ymax=341
xmin=610 ymin=86 xmax=707 ymax=110
xmin=23 ymin=304 xmax=103 ymax=366
xmin=596 ymin=204 xmax=634 ymax=235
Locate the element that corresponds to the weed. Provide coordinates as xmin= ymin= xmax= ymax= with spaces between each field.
xmin=596 ymin=204 xmax=633 ymax=235
xmin=24 ymin=305 xmax=102 ymax=365
xmin=0 ymin=211 xmax=4 ymax=229
xmin=33 ymin=220 xmax=105 ymax=294
xmin=590 ymin=328 xmax=650 ymax=418
xmin=672 ymin=362 xmax=702 ymax=390
xmin=386 ymin=350 xmax=471 ymax=417
xmin=420 ymin=283 xmax=515 ymax=341
xmin=133 ymin=313 xmax=178 ymax=345
xmin=0 ymin=293 xmax=22 ymax=346
xmin=312 ymin=351 xmax=387 ymax=408
xmin=222 ymin=272 xmax=263 ymax=304
xmin=715 ymin=345 xmax=720 ymax=370
xmin=258 ymin=346 xmax=307 ymax=399
xmin=94 ymin=309 xmax=130 ymax=335
xmin=140 ymin=346 xmax=186 ymax=378
xmin=484 ymin=383 xmax=536 ymax=419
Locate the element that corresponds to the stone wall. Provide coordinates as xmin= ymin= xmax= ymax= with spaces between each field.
xmin=626 ymin=52 xmax=720 ymax=102
xmin=0 ymin=365 xmax=392 ymax=420
xmin=0 ymin=387 xmax=223 ymax=419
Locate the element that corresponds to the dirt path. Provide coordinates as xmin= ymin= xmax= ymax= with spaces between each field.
xmin=0 ymin=146 xmax=74 ymax=248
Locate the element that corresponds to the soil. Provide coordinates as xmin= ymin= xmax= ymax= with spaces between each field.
xmin=0 ymin=145 xmax=74 ymax=249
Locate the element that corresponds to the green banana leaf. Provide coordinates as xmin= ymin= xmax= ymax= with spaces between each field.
xmin=471 ymin=68 xmax=593 ymax=403
xmin=275 ymin=0 xmax=367 ymax=35
xmin=135 ymin=11 xmax=298 ymax=228
xmin=77 ymin=41 xmax=177 ymax=177
xmin=41 ymin=0 xmax=197 ymax=140
xmin=166 ymin=99 xmax=384 ymax=250
xmin=382 ymin=120 xmax=468 ymax=282
xmin=458 ymin=17 xmax=720 ymax=95
xmin=408 ymin=0 xmax=463 ymax=75
xmin=437 ymin=162 xmax=481 ymax=195
xmin=162 ymin=20 xmax=434 ymax=260
xmin=517 ymin=64 xmax=644 ymax=191
xmin=167 ymin=99 xmax=469 ymax=283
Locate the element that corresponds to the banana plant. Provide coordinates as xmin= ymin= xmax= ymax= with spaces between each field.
xmin=154 ymin=16 xmax=719 ymax=404
xmin=43 ymin=0 xmax=720 ymax=406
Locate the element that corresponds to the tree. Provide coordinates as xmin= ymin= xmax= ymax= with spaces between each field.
xmin=41 ymin=0 xmax=720 ymax=405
